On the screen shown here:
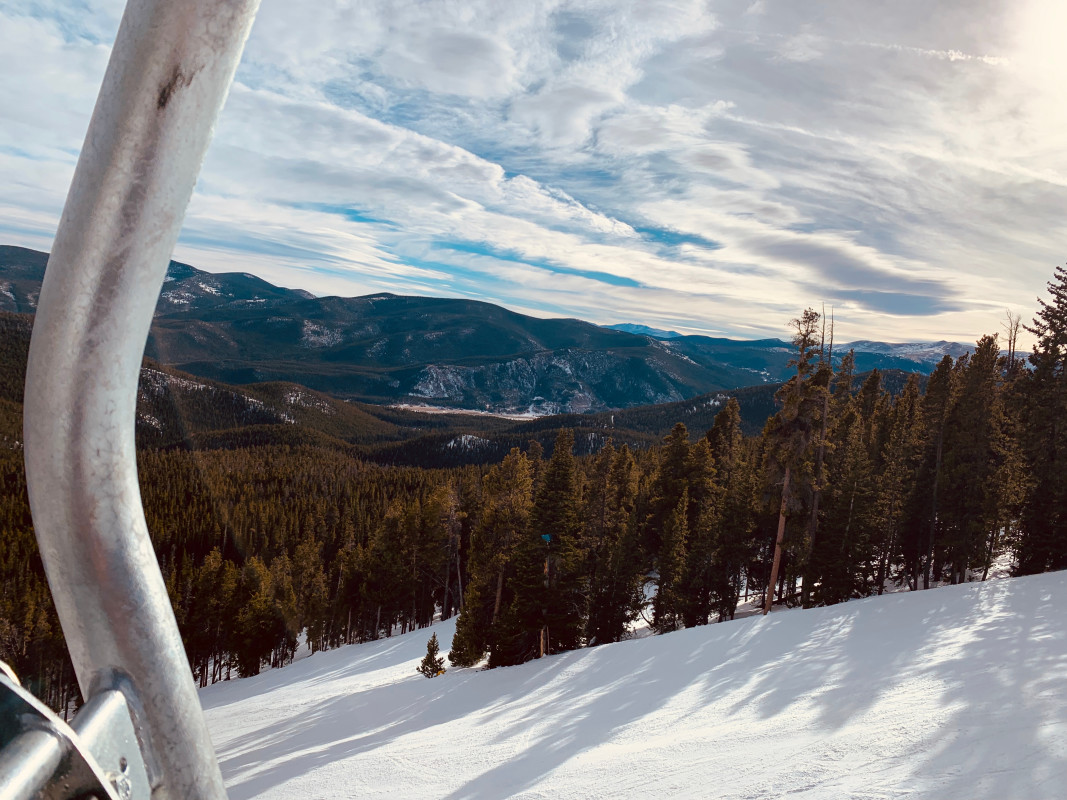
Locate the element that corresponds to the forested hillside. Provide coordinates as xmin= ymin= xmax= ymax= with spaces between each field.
xmin=1 ymin=246 xmax=963 ymax=415
xmin=2 ymin=267 xmax=1067 ymax=715
xmin=0 ymin=312 xmax=798 ymax=467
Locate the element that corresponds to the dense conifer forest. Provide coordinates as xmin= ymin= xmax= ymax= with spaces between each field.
xmin=3 ymin=267 xmax=1067 ymax=714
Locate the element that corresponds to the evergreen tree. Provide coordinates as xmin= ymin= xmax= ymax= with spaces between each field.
xmin=800 ymin=361 xmax=833 ymax=607
xmin=678 ymin=439 xmax=721 ymax=627
xmin=653 ymin=490 xmax=688 ymax=632
xmin=940 ymin=335 xmax=1011 ymax=584
xmin=706 ymin=398 xmax=744 ymax=471
xmin=707 ymin=399 xmax=759 ymax=620
xmin=905 ymin=355 xmax=958 ymax=588
xmin=268 ymin=553 xmax=299 ymax=667
xmin=534 ymin=429 xmax=585 ymax=654
xmin=1018 ymin=265 xmax=1067 ymax=573
xmin=493 ymin=430 xmax=584 ymax=666
xmin=643 ymin=423 xmax=691 ymax=564
xmin=872 ymin=374 xmax=922 ymax=593
xmin=450 ymin=448 xmax=532 ymax=667
xmin=585 ymin=444 xmax=644 ymax=645
xmin=418 ymin=632 xmax=446 ymax=678
xmin=763 ymin=308 xmax=822 ymax=613
xmin=234 ymin=556 xmax=285 ymax=677
xmin=813 ymin=401 xmax=875 ymax=604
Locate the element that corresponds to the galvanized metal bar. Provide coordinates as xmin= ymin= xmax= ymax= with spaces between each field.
xmin=0 ymin=729 xmax=66 ymax=800
xmin=72 ymin=689 xmax=153 ymax=800
xmin=22 ymin=1 xmax=260 ymax=798
xmin=0 ymin=670 xmax=125 ymax=800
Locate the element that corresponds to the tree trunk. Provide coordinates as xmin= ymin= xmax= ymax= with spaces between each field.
xmin=923 ymin=434 xmax=943 ymax=590
xmin=981 ymin=525 xmax=998 ymax=581
xmin=456 ymin=553 xmax=464 ymax=612
xmin=803 ymin=391 xmax=830 ymax=606
xmin=492 ymin=568 xmax=504 ymax=625
xmin=442 ymin=543 xmax=453 ymax=620
xmin=764 ymin=464 xmax=791 ymax=615
xmin=877 ymin=513 xmax=897 ymax=596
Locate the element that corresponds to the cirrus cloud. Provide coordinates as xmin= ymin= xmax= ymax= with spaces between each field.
xmin=0 ymin=0 xmax=1064 ymax=346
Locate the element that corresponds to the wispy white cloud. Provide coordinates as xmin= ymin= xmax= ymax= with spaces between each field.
xmin=1 ymin=0 xmax=1066 ymax=347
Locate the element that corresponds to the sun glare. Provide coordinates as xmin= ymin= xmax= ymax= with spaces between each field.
xmin=1012 ymin=0 xmax=1067 ymax=104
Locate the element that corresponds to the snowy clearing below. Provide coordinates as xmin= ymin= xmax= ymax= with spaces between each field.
xmin=202 ymin=572 xmax=1067 ymax=799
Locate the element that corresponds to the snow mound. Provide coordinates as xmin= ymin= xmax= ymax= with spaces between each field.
xmin=201 ymin=572 xmax=1067 ymax=799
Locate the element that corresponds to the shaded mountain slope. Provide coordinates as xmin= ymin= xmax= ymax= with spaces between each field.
xmin=0 ymin=309 xmax=921 ymax=467
xmin=1 ymin=246 xmax=967 ymax=414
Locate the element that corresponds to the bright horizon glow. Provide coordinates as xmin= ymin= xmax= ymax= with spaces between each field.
xmin=2 ymin=0 xmax=1065 ymax=347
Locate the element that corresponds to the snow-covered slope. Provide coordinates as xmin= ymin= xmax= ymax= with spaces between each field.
xmin=201 ymin=573 xmax=1067 ymax=799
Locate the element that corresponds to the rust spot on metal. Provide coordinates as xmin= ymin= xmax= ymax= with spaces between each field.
xmin=157 ymin=64 xmax=198 ymax=110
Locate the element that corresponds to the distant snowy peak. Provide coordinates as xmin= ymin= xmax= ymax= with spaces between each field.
xmin=843 ymin=340 xmax=972 ymax=362
xmin=604 ymin=323 xmax=683 ymax=340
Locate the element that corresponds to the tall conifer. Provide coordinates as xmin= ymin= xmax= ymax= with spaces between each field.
xmin=1018 ymin=265 xmax=1067 ymax=573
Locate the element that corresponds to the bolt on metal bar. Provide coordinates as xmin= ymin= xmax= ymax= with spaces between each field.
xmin=22 ymin=1 xmax=260 ymax=798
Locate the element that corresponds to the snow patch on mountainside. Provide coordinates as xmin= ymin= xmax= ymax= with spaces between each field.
xmin=140 ymin=368 xmax=210 ymax=395
xmin=284 ymin=390 xmax=335 ymax=415
xmin=845 ymin=340 xmax=972 ymax=362
xmin=411 ymin=365 xmax=469 ymax=401
xmin=160 ymin=290 xmax=192 ymax=305
xmin=301 ymin=320 xmax=344 ymax=348
xmin=139 ymin=368 xmax=295 ymax=425
xmin=201 ymin=571 xmax=1067 ymax=800
xmin=446 ymin=434 xmax=491 ymax=451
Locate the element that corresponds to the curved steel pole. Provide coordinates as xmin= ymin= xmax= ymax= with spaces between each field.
xmin=23 ymin=1 xmax=259 ymax=798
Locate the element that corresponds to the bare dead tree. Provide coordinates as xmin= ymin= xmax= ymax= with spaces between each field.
xmin=1002 ymin=309 xmax=1021 ymax=369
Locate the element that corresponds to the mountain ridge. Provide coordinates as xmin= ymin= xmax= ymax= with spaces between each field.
xmin=1 ymin=245 xmax=972 ymax=414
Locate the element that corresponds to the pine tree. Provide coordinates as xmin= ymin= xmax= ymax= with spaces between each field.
xmin=800 ymin=361 xmax=833 ymax=607
xmin=585 ymin=444 xmax=644 ymax=645
xmin=763 ymin=308 xmax=822 ymax=613
xmin=535 ymin=429 xmax=584 ymax=654
xmin=644 ymin=423 xmax=691 ymax=563
xmin=653 ymin=490 xmax=688 ymax=632
xmin=418 ymin=632 xmax=446 ymax=678
xmin=450 ymin=448 xmax=532 ymax=667
xmin=872 ymin=374 xmax=922 ymax=593
xmin=940 ymin=335 xmax=1010 ymax=584
xmin=707 ymin=399 xmax=758 ymax=620
xmin=492 ymin=430 xmax=584 ymax=666
xmin=813 ymin=401 xmax=874 ymax=604
xmin=1018 ymin=265 xmax=1067 ymax=573
xmin=678 ymin=439 xmax=721 ymax=627
xmin=905 ymin=354 xmax=958 ymax=588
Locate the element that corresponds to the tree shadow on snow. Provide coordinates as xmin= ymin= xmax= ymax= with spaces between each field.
xmin=217 ymin=620 xmax=726 ymax=799
xmin=214 ymin=576 xmax=1066 ymax=799
xmin=692 ymin=575 xmax=1066 ymax=798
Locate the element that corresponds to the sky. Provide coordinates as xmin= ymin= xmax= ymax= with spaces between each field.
xmin=2 ymin=0 xmax=1066 ymax=343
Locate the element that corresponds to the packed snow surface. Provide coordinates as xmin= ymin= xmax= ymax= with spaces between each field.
xmin=202 ymin=572 xmax=1067 ymax=799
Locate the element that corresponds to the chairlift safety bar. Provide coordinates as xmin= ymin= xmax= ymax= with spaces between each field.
xmin=13 ymin=0 xmax=261 ymax=797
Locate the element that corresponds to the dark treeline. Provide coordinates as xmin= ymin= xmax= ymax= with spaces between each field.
xmin=439 ymin=267 xmax=1067 ymax=667
xmin=0 ymin=445 xmax=484 ymax=710
xmin=5 ymin=267 xmax=1067 ymax=708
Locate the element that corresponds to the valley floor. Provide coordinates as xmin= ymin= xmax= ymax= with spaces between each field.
xmin=201 ymin=572 xmax=1067 ymax=799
